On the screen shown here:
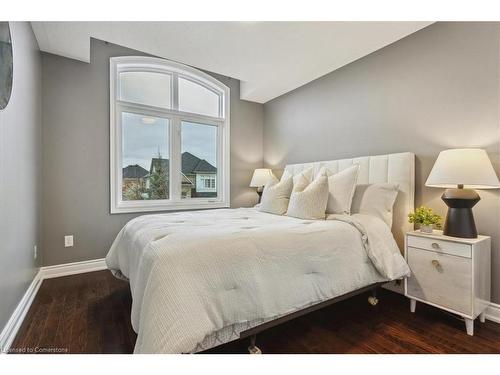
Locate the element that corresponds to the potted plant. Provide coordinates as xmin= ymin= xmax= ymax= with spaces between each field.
xmin=408 ymin=206 xmax=442 ymax=234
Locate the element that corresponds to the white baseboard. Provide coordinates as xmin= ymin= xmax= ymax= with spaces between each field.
xmin=0 ymin=258 xmax=107 ymax=354
xmin=40 ymin=258 xmax=107 ymax=279
xmin=0 ymin=271 xmax=43 ymax=353
xmin=485 ymin=302 xmax=500 ymax=324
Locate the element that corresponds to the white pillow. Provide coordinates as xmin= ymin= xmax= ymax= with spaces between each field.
xmin=319 ymin=164 xmax=360 ymax=215
xmin=281 ymin=167 xmax=314 ymax=187
xmin=350 ymin=183 xmax=399 ymax=227
xmin=258 ymin=175 xmax=293 ymax=215
xmin=286 ymin=174 xmax=329 ymax=220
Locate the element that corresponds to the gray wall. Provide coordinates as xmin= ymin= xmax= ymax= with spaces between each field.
xmin=0 ymin=23 xmax=41 ymax=332
xmin=264 ymin=22 xmax=500 ymax=303
xmin=41 ymin=39 xmax=264 ymax=266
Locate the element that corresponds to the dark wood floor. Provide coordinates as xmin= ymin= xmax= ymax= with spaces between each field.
xmin=10 ymin=270 xmax=500 ymax=354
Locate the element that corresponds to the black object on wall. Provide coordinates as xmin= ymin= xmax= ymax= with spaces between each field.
xmin=0 ymin=22 xmax=13 ymax=110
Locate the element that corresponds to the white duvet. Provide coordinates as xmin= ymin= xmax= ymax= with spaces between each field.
xmin=106 ymin=207 xmax=410 ymax=353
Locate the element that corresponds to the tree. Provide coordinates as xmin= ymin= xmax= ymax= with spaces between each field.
xmin=123 ymin=181 xmax=147 ymax=201
xmin=148 ymin=152 xmax=168 ymax=199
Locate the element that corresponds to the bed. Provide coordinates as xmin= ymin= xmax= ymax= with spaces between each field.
xmin=106 ymin=152 xmax=415 ymax=353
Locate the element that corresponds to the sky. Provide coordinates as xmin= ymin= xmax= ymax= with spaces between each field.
xmin=122 ymin=112 xmax=217 ymax=171
xmin=181 ymin=121 xmax=217 ymax=165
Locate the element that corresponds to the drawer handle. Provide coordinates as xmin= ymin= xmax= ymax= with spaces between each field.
xmin=431 ymin=259 xmax=443 ymax=272
xmin=431 ymin=242 xmax=440 ymax=250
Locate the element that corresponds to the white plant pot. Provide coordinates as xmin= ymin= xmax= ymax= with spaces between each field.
xmin=420 ymin=224 xmax=434 ymax=234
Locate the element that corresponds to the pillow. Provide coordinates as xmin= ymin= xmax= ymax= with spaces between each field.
xmin=319 ymin=164 xmax=360 ymax=215
xmin=258 ymin=175 xmax=293 ymax=215
xmin=281 ymin=167 xmax=314 ymax=187
xmin=350 ymin=183 xmax=399 ymax=227
xmin=286 ymin=174 xmax=329 ymax=220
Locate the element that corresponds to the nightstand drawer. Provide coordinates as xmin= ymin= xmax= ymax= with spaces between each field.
xmin=407 ymin=235 xmax=471 ymax=258
xmin=406 ymin=247 xmax=472 ymax=315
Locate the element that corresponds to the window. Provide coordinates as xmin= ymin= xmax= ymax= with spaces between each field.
xmin=119 ymin=71 xmax=172 ymax=108
xmin=110 ymin=57 xmax=230 ymax=213
xmin=178 ymin=77 xmax=219 ymax=117
xmin=121 ymin=113 xmax=169 ymax=201
xmin=181 ymin=121 xmax=217 ymax=199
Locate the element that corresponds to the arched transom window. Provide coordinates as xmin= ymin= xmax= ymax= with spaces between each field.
xmin=110 ymin=56 xmax=230 ymax=213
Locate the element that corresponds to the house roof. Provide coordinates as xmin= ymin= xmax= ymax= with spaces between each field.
xmin=122 ymin=164 xmax=149 ymax=179
xmin=193 ymin=158 xmax=217 ymax=173
xmin=150 ymin=152 xmax=216 ymax=175
xmin=181 ymin=152 xmax=199 ymax=175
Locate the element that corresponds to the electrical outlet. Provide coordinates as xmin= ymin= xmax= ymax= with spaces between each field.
xmin=64 ymin=235 xmax=74 ymax=247
xmin=33 ymin=245 xmax=37 ymax=259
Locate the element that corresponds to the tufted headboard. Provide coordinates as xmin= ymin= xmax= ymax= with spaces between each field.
xmin=284 ymin=152 xmax=415 ymax=252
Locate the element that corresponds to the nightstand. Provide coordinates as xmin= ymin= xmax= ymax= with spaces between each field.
xmin=404 ymin=230 xmax=491 ymax=336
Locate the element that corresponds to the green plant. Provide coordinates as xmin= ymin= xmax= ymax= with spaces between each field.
xmin=123 ymin=181 xmax=147 ymax=201
xmin=148 ymin=152 xmax=169 ymax=200
xmin=408 ymin=206 xmax=442 ymax=227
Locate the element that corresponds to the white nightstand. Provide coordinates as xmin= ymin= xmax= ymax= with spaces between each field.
xmin=404 ymin=230 xmax=491 ymax=336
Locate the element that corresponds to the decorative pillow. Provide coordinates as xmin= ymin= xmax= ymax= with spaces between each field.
xmin=281 ymin=167 xmax=314 ymax=187
xmin=286 ymin=174 xmax=329 ymax=220
xmin=350 ymin=183 xmax=399 ymax=227
xmin=258 ymin=175 xmax=293 ymax=215
xmin=319 ymin=164 xmax=360 ymax=215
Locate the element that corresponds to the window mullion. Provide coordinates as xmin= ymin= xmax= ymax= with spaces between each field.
xmin=172 ymin=73 xmax=179 ymax=111
xmin=170 ymin=74 xmax=180 ymax=202
xmin=169 ymin=116 xmax=182 ymax=202
xmin=217 ymin=121 xmax=224 ymax=202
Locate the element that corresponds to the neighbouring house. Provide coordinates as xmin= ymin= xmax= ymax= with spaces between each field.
xmin=149 ymin=151 xmax=217 ymax=199
xmin=122 ymin=164 xmax=149 ymax=200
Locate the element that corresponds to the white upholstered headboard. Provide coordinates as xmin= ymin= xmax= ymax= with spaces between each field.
xmin=284 ymin=152 xmax=415 ymax=252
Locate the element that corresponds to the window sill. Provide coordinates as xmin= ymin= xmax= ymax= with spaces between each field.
xmin=110 ymin=200 xmax=230 ymax=214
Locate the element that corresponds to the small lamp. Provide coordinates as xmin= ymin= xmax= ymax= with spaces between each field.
xmin=425 ymin=148 xmax=500 ymax=238
xmin=250 ymin=168 xmax=274 ymax=202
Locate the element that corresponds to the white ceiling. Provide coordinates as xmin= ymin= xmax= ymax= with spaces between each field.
xmin=31 ymin=22 xmax=432 ymax=103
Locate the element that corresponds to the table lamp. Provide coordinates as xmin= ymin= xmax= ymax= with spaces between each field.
xmin=250 ymin=168 xmax=274 ymax=202
xmin=425 ymin=148 xmax=500 ymax=238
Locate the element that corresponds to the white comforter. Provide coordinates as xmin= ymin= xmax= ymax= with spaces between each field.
xmin=106 ymin=208 xmax=409 ymax=353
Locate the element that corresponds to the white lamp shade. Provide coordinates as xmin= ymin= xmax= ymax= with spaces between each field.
xmin=250 ymin=168 xmax=274 ymax=187
xmin=426 ymin=148 xmax=500 ymax=189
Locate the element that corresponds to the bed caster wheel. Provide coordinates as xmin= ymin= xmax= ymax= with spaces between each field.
xmin=368 ymin=296 xmax=379 ymax=306
xmin=248 ymin=345 xmax=262 ymax=354
xmin=248 ymin=335 xmax=262 ymax=354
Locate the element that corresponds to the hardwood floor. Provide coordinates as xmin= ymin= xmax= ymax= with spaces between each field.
xmin=11 ymin=270 xmax=136 ymax=354
xmin=10 ymin=270 xmax=500 ymax=354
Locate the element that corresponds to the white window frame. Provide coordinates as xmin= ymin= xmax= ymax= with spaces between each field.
xmin=110 ymin=56 xmax=230 ymax=214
